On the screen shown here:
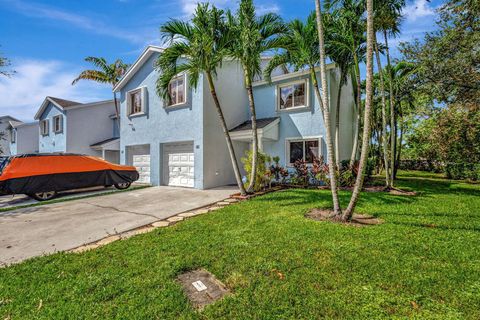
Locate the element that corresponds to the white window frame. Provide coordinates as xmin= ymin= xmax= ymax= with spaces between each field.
xmin=40 ymin=119 xmax=49 ymax=136
xmin=167 ymin=73 xmax=187 ymax=107
xmin=285 ymin=136 xmax=322 ymax=167
xmin=53 ymin=115 xmax=63 ymax=133
xmin=126 ymin=87 xmax=147 ymax=116
xmin=10 ymin=129 xmax=16 ymax=143
xmin=276 ymin=78 xmax=310 ymax=111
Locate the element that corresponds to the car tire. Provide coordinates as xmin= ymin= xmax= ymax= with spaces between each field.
xmin=114 ymin=182 xmax=131 ymax=190
xmin=29 ymin=191 xmax=57 ymax=201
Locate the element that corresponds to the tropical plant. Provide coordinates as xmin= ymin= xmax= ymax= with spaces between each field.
xmin=341 ymin=0 xmax=374 ymax=220
xmin=291 ymin=159 xmax=310 ymax=186
xmin=155 ymin=3 xmax=247 ymax=195
xmin=241 ymin=149 xmax=270 ymax=192
xmin=314 ymin=0 xmax=342 ymax=216
xmin=226 ymin=0 xmax=285 ymax=193
xmin=325 ymin=0 xmax=367 ymax=167
xmin=72 ymin=57 xmax=129 ymax=126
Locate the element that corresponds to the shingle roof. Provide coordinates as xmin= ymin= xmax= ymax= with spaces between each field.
xmin=90 ymin=137 xmax=119 ymax=147
xmin=48 ymin=96 xmax=81 ymax=108
xmin=230 ymin=117 xmax=279 ymax=132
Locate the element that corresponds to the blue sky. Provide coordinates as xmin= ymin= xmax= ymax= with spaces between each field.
xmin=0 ymin=0 xmax=443 ymax=121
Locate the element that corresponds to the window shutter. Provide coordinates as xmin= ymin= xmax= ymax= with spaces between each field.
xmin=141 ymin=87 xmax=147 ymax=112
xmin=126 ymin=92 xmax=132 ymax=115
xmin=46 ymin=120 xmax=49 ymax=134
xmin=59 ymin=115 xmax=63 ymax=132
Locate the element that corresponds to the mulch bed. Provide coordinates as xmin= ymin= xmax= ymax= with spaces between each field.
xmin=305 ymin=208 xmax=384 ymax=227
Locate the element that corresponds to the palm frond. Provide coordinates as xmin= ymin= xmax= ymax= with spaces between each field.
xmin=71 ymin=70 xmax=110 ymax=85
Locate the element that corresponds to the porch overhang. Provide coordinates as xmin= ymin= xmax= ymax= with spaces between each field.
xmin=229 ymin=117 xmax=280 ymax=149
xmin=90 ymin=137 xmax=120 ymax=151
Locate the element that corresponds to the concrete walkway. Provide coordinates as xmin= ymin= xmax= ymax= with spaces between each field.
xmin=0 ymin=186 xmax=236 ymax=266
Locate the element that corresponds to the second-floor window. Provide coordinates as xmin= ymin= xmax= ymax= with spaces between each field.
xmin=53 ymin=115 xmax=63 ymax=133
xmin=168 ymin=74 xmax=186 ymax=106
xmin=127 ymin=87 xmax=146 ymax=116
xmin=40 ymin=119 xmax=49 ymax=136
xmin=278 ymin=80 xmax=308 ymax=110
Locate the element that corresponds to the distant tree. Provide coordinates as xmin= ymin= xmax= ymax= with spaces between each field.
xmin=72 ymin=57 xmax=130 ymax=125
xmin=400 ymin=0 xmax=480 ymax=110
xmin=0 ymin=47 xmax=15 ymax=77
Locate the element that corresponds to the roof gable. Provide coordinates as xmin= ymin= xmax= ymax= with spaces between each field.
xmin=113 ymin=45 xmax=164 ymax=92
xmin=34 ymin=96 xmax=81 ymax=120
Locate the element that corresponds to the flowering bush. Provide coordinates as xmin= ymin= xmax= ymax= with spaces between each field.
xmin=269 ymin=156 xmax=289 ymax=184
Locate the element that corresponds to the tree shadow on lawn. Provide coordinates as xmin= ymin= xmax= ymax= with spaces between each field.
xmin=388 ymin=219 xmax=480 ymax=233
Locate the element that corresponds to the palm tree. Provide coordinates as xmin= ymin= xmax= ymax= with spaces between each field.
xmin=72 ymin=57 xmax=129 ymax=126
xmin=156 ymin=3 xmax=247 ymax=196
xmin=342 ymin=0 xmax=374 ymax=220
xmin=376 ymin=0 xmax=404 ymax=186
xmin=264 ymin=13 xmax=323 ymax=111
xmin=226 ymin=0 xmax=285 ymax=193
xmin=325 ymin=0 xmax=367 ymax=167
xmin=314 ymin=0 xmax=342 ymax=216
xmin=323 ymin=11 xmax=357 ymax=168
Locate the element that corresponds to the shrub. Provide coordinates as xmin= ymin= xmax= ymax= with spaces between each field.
xmin=269 ymin=156 xmax=289 ymax=184
xmin=310 ymin=156 xmax=329 ymax=185
xmin=241 ymin=150 xmax=270 ymax=191
xmin=291 ymin=159 xmax=309 ymax=186
xmin=445 ymin=163 xmax=480 ymax=181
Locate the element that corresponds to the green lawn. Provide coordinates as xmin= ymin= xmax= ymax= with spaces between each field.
xmin=1 ymin=171 xmax=479 ymax=319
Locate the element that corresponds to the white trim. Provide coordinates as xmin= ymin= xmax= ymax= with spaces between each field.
xmin=126 ymin=86 xmax=147 ymax=117
xmin=63 ymin=99 xmax=114 ymax=111
xmin=113 ymin=46 xmax=164 ymax=92
xmin=276 ymin=78 xmax=310 ymax=111
xmin=34 ymin=97 xmax=65 ymax=120
xmin=52 ymin=114 xmax=63 ymax=133
xmin=165 ymin=73 xmax=188 ymax=108
xmin=285 ymin=136 xmax=323 ymax=167
xmin=253 ymin=63 xmax=336 ymax=87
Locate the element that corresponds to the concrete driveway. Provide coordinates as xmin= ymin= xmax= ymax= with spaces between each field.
xmin=0 ymin=186 xmax=236 ymax=266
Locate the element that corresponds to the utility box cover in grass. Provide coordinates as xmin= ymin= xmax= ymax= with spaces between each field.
xmin=177 ymin=269 xmax=230 ymax=309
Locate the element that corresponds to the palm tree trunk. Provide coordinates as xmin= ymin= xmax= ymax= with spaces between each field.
xmin=246 ymin=80 xmax=259 ymax=193
xmin=394 ymin=114 xmax=403 ymax=179
xmin=349 ymin=61 xmax=361 ymax=167
xmin=206 ymin=72 xmax=247 ymax=196
xmin=335 ymin=80 xmax=342 ymax=168
xmin=342 ymin=0 xmax=374 ymax=220
xmin=113 ymin=91 xmax=121 ymax=135
xmin=374 ymin=35 xmax=390 ymax=188
xmin=314 ymin=0 xmax=342 ymax=216
xmin=310 ymin=67 xmax=325 ymax=120
xmin=384 ymin=30 xmax=395 ymax=187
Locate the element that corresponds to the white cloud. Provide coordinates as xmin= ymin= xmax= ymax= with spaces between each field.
xmin=403 ymin=0 xmax=435 ymax=21
xmin=0 ymin=59 xmax=111 ymax=121
xmin=3 ymin=0 xmax=150 ymax=44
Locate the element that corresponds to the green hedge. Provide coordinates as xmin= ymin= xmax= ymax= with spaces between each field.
xmin=445 ymin=163 xmax=480 ymax=181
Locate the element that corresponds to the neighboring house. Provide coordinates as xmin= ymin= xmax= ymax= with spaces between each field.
xmin=9 ymin=121 xmax=39 ymax=155
xmin=0 ymin=115 xmax=22 ymax=155
xmin=114 ymin=45 xmax=356 ymax=189
xmin=33 ymin=97 xmax=120 ymax=163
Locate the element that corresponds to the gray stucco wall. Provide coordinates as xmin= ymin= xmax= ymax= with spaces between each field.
xmin=0 ymin=120 xmax=13 ymax=156
xmin=66 ymin=101 xmax=116 ymax=156
xmin=11 ymin=122 xmax=39 ymax=154
xmin=202 ymin=60 xmax=250 ymax=188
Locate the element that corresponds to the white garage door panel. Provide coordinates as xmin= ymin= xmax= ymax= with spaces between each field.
xmin=133 ymin=154 xmax=151 ymax=184
xmin=164 ymin=143 xmax=194 ymax=188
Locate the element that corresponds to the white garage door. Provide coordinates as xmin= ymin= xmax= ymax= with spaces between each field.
xmin=133 ymin=154 xmax=151 ymax=184
xmin=163 ymin=142 xmax=194 ymax=188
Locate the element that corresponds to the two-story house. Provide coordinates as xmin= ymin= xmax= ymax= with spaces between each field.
xmin=9 ymin=121 xmax=39 ymax=155
xmin=33 ymin=96 xmax=120 ymax=163
xmin=0 ymin=115 xmax=23 ymax=155
xmin=114 ymin=46 xmax=356 ymax=189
